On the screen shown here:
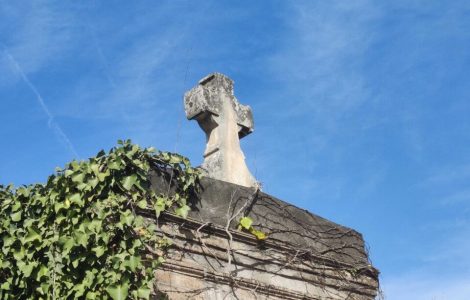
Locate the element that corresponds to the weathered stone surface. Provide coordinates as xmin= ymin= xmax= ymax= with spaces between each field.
xmin=148 ymin=174 xmax=379 ymax=299
xmin=151 ymin=72 xmax=380 ymax=299
xmin=184 ymin=73 xmax=257 ymax=188
xmin=154 ymin=222 xmax=378 ymax=299
xmin=188 ymin=178 xmax=372 ymax=267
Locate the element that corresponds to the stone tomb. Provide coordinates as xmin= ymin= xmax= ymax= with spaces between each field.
xmin=146 ymin=73 xmax=379 ymax=299
xmin=149 ymin=178 xmax=379 ymax=300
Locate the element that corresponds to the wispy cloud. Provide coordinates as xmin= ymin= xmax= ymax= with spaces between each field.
xmin=252 ymin=0 xmax=383 ymax=198
xmin=51 ymin=2 xmax=212 ymax=152
xmin=417 ymin=163 xmax=470 ymax=208
xmin=3 ymin=47 xmax=79 ymax=158
xmin=384 ymin=229 xmax=470 ymax=299
xmin=383 ymin=221 xmax=470 ymax=299
xmin=383 ymin=273 xmax=470 ymax=300
xmin=424 ymin=163 xmax=470 ymax=186
xmin=0 ymin=1 xmax=75 ymax=76
xmin=266 ymin=0 xmax=380 ymax=123
xmin=439 ymin=189 xmax=470 ymax=206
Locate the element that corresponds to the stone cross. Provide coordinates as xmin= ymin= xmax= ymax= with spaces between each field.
xmin=184 ymin=73 xmax=257 ymax=187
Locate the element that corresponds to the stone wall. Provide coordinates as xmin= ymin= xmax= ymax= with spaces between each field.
xmin=146 ymin=175 xmax=379 ymax=299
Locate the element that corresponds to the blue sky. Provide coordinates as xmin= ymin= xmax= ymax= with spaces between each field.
xmin=1 ymin=1 xmax=470 ymax=298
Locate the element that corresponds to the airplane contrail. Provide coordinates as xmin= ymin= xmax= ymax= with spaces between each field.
xmin=2 ymin=47 xmax=80 ymax=158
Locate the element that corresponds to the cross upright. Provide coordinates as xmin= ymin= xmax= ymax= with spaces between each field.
xmin=184 ymin=73 xmax=257 ymax=188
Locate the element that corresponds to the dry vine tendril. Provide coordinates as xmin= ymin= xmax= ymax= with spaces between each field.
xmin=0 ymin=140 xmax=200 ymax=299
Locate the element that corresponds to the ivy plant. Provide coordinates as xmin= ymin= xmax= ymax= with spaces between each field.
xmin=238 ymin=217 xmax=267 ymax=240
xmin=0 ymin=140 xmax=199 ymax=299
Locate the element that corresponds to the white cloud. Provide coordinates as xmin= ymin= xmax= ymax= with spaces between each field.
xmin=424 ymin=164 xmax=470 ymax=186
xmin=0 ymin=1 xmax=76 ymax=76
xmin=266 ymin=0 xmax=380 ymax=123
xmin=2 ymin=47 xmax=79 ymax=158
xmin=252 ymin=0 xmax=384 ymax=198
xmin=383 ymin=220 xmax=470 ymax=299
xmin=383 ymin=273 xmax=470 ymax=300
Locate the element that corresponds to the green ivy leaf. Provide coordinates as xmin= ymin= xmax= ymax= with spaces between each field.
xmin=120 ymin=210 xmax=134 ymax=226
xmin=18 ymin=262 xmax=35 ymax=277
xmin=239 ymin=217 xmax=253 ymax=230
xmin=70 ymin=193 xmax=83 ymax=206
xmin=249 ymin=228 xmax=267 ymax=240
xmin=0 ymin=281 xmax=10 ymax=291
xmin=92 ymin=246 xmax=106 ymax=258
xmin=54 ymin=202 xmax=65 ymax=213
xmin=106 ymin=284 xmax=129 ymax=300
xmin=86 ymin=291 xmax=97 ymax=299
xmin=125 ymin=256 xmax=141 ymax=272
xmin=136 ymin=199 xmax=147 ymax=209
xmin=60 ymin=236 xmax=75 ymax=254
xmin=175 ymin=205 xmax=190 ymax=219
xmin=72 ymin=173 xmax=85 ymax=183
xmin=154 ymin=198 xmax=166 ymax=217
xmin=74 ymin=231 xmax=89 ymax=247
xmin=36 ymin=265 xmax=48 ymax=281
xmin=24 ymin=227 xmax=41 ymax=243
xmin=108 ymin=160 xmax=121 ymax=170
xmin=137 ymin=287 xmax=151 ymax=299
xmin=122 ymin=175 xmax=137 ymax=191
xmin=13 ymin=246 xmax=25 ymax=260
xmin=11 ymin=211 xmax=21 ymax=222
